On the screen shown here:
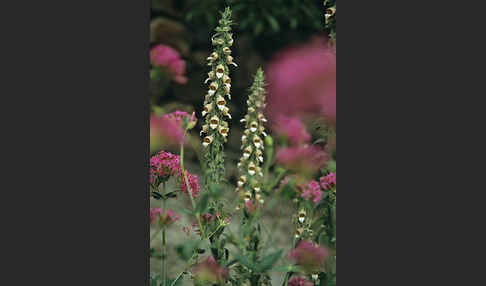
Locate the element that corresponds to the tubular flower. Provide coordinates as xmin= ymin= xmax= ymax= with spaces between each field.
xmin=200 ymin=7 xmax=236 ymax=186
xmin=236 ymin=68 xmax=267 ymax=207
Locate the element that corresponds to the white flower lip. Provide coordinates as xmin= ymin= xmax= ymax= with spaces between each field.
xmin=216 ymin=65 xmax=225 ymax=78
xmin=209 ymin=116 xmax=219 ymax=129
xmin=216 ymin=96 xmax=226 ymax=110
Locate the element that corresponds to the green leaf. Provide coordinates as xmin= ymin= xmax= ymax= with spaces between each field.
xmin=235 ymin=253 xmax=255 ymax=271
xmin=267 ymin=15 xmax=280 ymax=32
xmin=151 ymin=191 xmax=162 ymax=200
xmin=290 ymin=18 xmax=298 ymax=29
xmin=256 ymin=249 xmax=283 ymax=273
xmin=176 ymin=240 xmax=199 ymax=261
xmin=196 ymin=193 xmax=210 ymax=214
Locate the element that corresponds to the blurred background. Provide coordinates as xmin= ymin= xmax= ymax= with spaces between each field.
xmin=150 ymin=1 xmax=336 ymax=285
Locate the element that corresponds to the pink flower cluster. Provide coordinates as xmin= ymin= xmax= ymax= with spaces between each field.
xmin=320 ymin=172 xmax=336 ymax=190
xmin=266 ymin=37 xmax=336 ymax=126
xmin=150 ymin=44 xmax=188 ymax=84
xmin=150 ymin=208 xmax=180 ymax=226
xmin=150 ymin=111 xmax=197 ymax=147
xmin=287 ymin=277 xmax=313 ymax=286
xmin=276 ymin=145 xmax=328 ymax=175
xmin=272 ymin=115 xmax=311 ymax=145
xmin=149 ymin=150 xmax=199 ymax=198
xmin=300 ymin=180 xmax=323 ymax=204
xmin=289 ymin=241 xmax=329 ymax=274
xmin=192 ymin=257 xmax=228 ymax=285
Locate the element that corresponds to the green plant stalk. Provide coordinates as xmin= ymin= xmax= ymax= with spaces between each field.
xmin=180 ymin=133 xmax=206 ymax=239
xmin=169 ymin=251 xmax=199 ymax=286
xmin=162 ymin=182 xmax=167 ymax=286
xmin=282 ymin=272 xmax=292 ymax=286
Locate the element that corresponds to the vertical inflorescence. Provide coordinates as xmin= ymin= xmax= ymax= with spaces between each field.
xmin=200 ymin=7 xmax=236 ymax=187
xmin=236 ymin=68 xmax=267 ymax=208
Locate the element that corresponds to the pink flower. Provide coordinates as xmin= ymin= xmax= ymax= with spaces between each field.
xmin=149 ymin=150 xmax=199 ymax=198
xmin=289 ymin=241 xmax=329 ymax=274
xmin=150 ymin=111 xmax=198 ymax=148
xmin=180 ymin=171 xmax=199 ymax=198
xmin=288 ymin=277 xmax=314 ymax=286
xmin=266 ymin=37 xmax=336 ymax=126
xmin=320 ymin=172 xmax=336 ymax=190
xmin=149 ymin=151 xmax=181 ymax=183
xmin=150 ymin=208 xmax=180 ymax=227
xmin=272 ymin=116 xmax=311 ymax=145
xmin=276 ymin=145 xmax=328 ymax=175
xmin=300 ymin=180 xmax=323 ymax=204
xmin=193 ymin=257 xmax=228 ymax=285
xmin=150 ymin=44 xmax=188 ymax=84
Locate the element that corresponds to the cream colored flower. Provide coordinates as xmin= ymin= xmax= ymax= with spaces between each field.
xmin=227 ymin=55 xmax=237 ymax=67
xmin=202 ymin=135 xmax=213 ymax=147
xmin=238 ymin=175 xmax=247 ymax=187
xmin=222 ymin=106 xmax=231 ymax=119
xmin=298 ymin=209 xmax=306 ymax=223
xmin=256 ymin=150 xmax=263 ymax=162
xmin=216 ymin=95 xmax=226 ymax=111
xmin=243 ymin=146 xmax=252 ymax=159
xmin=204 ymin=71 xmax=215 ymax=84
xmin=215 ymin=64 xmax=225 ymax=79
xmin=209 ymin=81 xmax=218 ymax=96
xmin=209 ymin=116 xmax=219 ymax=129
xmin=248 ymin=162 xmax=256 ymax=176
xmin=200 ymin=124 xmax=209 ymax=136
xmin=219 ymin=126 xmax=229 ymax=137
xmin=202 ymin=103 xmax=213 ymax=117
xmin=244 ymin=191 xmax=252 ymax=202
xmin=223 ymin=75 xmax=231 ymax=84
xmin=249 ymin=121 xmax=258 ymax=133
xmin=223 ymin=47 xmax=231 ymax=55
xmin=253 ymin=135 xmax=262 ymax=149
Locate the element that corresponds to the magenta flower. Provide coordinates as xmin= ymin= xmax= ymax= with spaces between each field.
xmin=149 ymin=150 xmax=199 ymax=198
xmin=320 ymin=172 xmax=336 ymax=190
xmin=192 ymin=257 xmax=228 ymax=286
xmin=289 ymin=241 xmax=329 ymax=274
xmin=150 ymin=44 xmax=188 ymax=84
xmin=149 ymin=151 xmax=181 ymax=183
xmin=266 ymin=37 xmax=336 ymax=126
xmin=150 ymin=110 xmax=198 ymax=148
xmin=150 ymin=208 xmax=180 ymax=227
xmin=287 ymin=277 xmax=314 ymax=286
xmin=272 ymin=115 xmax=311 ymax=146
xmin=276 ymin=145 xmax=328 ymax=175
xmin=300 ymin=180 xmax=323 ymax=204
xmin=180 ymin=171 xmax=200 ymax=198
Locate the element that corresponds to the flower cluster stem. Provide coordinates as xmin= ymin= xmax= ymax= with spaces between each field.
xmin=180 ymin=132 xmax=206 ymax=239
xmin=162 ymin=182 xmax=167 ymax=286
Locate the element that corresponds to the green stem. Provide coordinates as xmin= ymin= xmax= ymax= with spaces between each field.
xmin=282 ymin=272 xmax=291 ymax=286
xmin=169 ymin=251 xmax=199 ymax=286
xmin=180 ymin=133 xmax=206 ymax=239
xmin=162 ymin=181 xmax=167 ymax=286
